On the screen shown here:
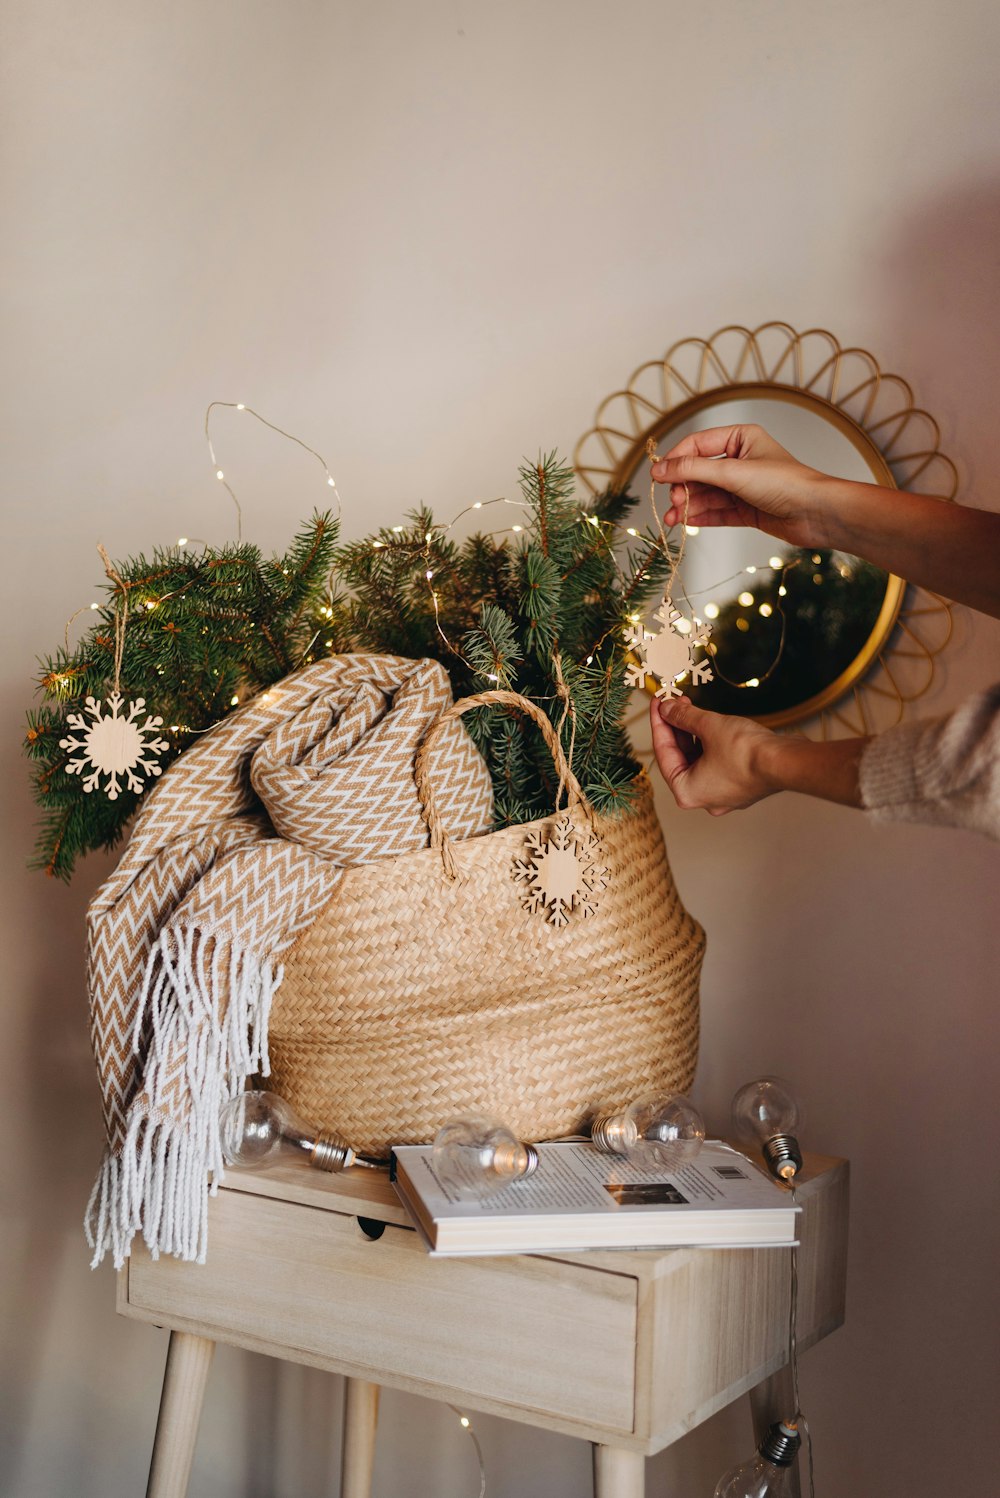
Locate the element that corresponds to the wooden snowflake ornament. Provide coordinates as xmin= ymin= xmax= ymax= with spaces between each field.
xmin=60 ymin=692 xmax=169 ymax=801
xmin=512 ymin=813 xmax=610 ymax=928
xmin=624 ymin=596 xmax=714 ymax=699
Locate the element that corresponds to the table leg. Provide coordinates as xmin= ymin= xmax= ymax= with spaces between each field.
xmin=592 ymin=1444 xmax=645 ymax=1498
xmin=748 ymin=1367 xmax=801 ymax=1498
xmin=146 ymin=1331 xmax=215 ymax=1498
xmin=340 ymin=1377 xmax=380 ymax=1498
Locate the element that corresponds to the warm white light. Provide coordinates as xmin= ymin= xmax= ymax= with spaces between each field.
xmin=738 ymin=591 xmax=754 ymax=607
xmin=769 ymin=555 xmax=783 ymax=569
xmin=145 ymin=600 xmax=157 ymax=610
xmin=326 ymin=639 xmax=333 ymax=648
xmin=745 ymin=564 xmax=757 ymax=574
xmin=460 ymin=1417 xmax=470 ymax=1428
xmin=704 ymin=602 xmax=720 ymax=619
xmin=392 ymin=525 xmax=404 ymax=533
xmin=425 ymin=532 xmax=433 ymax=543
xmin=813 ymin=573 xmax=823 ymax=584
xmin=511 ymin=524 xmax=523 ymax=532
xmin=473 ymin=501 xmax=482 ymax=509
xmin=812 ymin=553 xmax=822 ymax=564
xmin=216 ymin=469 xmax=225 ymax=480
xmin=90 ymin=601 xmax=100 ymax=610
xmin=230 ymin=695 xmax=239 ymax=706
xmin=627 ymin=527 xmax=638 ymax=537
xmin=372 ymin=540 xmax=384 ymax=548
xmin=487 ymin=673 xmax=499 ymax=683
xmin=628 ymin=612 xmax=640 ymax=623
xmin=778 ymin=585 xmax=787 ymax=597
xmin=684 ymin=525 xmax=700 ymax=536
xmin=675 ymin=618 xmax=692 ymax=634
xmin=759 ymin=603 xmax=773 ymax=617
xmin=587 ymin=515 xmax=600 ymax=527
xmin=586 ymin=655 xmax=593 ymax=664
xmin=426 ymin=570 xmax=434 ymax=580
xmin=178 ymin=537 xmax=188 ymax=547
xmin=327 ymin=476 xmax=335 ymax=487
xmin=747 ymin=677 xmax=760 ymax=687
xmin=236 ymin=403 xmax=245 ymax=410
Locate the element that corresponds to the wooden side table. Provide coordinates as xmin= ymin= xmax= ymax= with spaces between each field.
xmin=119 ymin=1152 xmax=848 ymax=1498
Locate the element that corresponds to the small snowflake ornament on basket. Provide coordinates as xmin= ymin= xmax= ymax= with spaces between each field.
xmin=624 ymin=596 xmax=714 ymax=699
xmin=512 ymin=811 xmax=610 ymax=929
xmin=60 ymin=692 xmax=168 ymax=801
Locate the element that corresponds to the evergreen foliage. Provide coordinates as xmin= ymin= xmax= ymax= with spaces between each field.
xmin=27 ymin=454 xmax=675 ymax=879
xmin=26 ymin=514 xmax=339 ymax=879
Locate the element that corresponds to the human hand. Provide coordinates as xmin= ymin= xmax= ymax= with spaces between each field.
xmin=650 ymin=423 xmax=837 ymax=550
xmin=649 ymin=694 xmax=777 ymax=815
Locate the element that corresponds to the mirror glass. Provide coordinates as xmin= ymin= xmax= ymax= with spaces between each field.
xmin=624 ymin=395 xmax=898 ymax=724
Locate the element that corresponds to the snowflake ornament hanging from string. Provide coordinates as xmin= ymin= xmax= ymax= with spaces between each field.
xmin=60 ymin=692 xmax=169 ymax=801
xmin=624 ymin=596 xmax=714 ymax=699
xmin=512 ymin=812 xmax=610 ymax=929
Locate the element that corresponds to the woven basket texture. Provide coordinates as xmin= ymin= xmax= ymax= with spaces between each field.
xmin=269 ymin=773 xmax=704 ymax=1156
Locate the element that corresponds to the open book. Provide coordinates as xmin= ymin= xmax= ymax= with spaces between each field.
xmin=390 ymin=1140 xmax=798 ymax=1256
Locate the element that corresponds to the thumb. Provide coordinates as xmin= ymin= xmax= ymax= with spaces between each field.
xmin=656 ymin=693 xmax=715 ymax=738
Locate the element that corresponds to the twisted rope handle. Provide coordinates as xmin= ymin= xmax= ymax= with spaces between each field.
xmin=415 ymin=690 xmax=592 ymax=880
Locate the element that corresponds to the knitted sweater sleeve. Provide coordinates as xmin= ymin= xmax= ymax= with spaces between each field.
xmin=858 ymin=683 xmax=1000 ymax=841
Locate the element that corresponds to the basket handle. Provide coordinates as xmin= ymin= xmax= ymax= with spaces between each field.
xmin=415 ymin=689 xmax=591 ymax=880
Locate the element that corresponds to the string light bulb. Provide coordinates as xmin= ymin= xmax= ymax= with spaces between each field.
xmin=731 ymin=1077 xmax=803 ymax=1181
xmin=431 ymin=1113 xmax=539 ymax=1201
xmin=219 ymin=1090 xmax=356 ymax=1172
xmin=714 ymin=1421 xmax=802 ymax=1497
xmin=590 ymin=1092 xmax=705 ymax=1169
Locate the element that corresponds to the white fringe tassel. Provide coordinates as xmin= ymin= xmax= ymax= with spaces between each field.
xmin=85 ymin=926 xmax=282 ymax=1269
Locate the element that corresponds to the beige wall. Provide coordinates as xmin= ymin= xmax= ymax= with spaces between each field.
xmin=3 ymin=3 xmax=999 ymax=1494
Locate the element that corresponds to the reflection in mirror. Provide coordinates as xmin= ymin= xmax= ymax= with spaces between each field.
xmin=634 ymin=397 xmax=895 ymax=724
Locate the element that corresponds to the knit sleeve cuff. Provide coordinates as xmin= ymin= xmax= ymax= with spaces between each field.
xmin=858 ymin=719 xmax=931 ymax=816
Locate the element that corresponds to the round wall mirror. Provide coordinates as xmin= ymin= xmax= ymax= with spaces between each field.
xmin=575 ymin=325 xmax=957 ymax=733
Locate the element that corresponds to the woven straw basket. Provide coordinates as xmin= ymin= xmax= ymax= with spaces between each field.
xmin=269 ymin=692 xmax=705 ymax=1157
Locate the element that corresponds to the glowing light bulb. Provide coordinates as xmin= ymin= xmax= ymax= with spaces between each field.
xmin=511 ymin=524 xmax=523 ymax=532
xmin=731 ymin=1077 xmax=803 ymax=1180
xmin=738 ymin=591 xmax=754 ymax=607
xmin=769 ymin=556 xmax=783 ymax=569
xmin=811 ymin=553 xmax=822 ymax=564
xmin=746 ymin=677 xmax=760 ymax=687
xmin=372 ymin=540 xmax=385 ymax=548
xmin=90 ymin=601 xmax=100 ymax=610
xmin=714 ymin=1422 xmax=801 ymax=1497
xmin=685 ymin=524 xmax=700 ymax=535
xmin=178 ymin=537 xmax=188 ymax=547
xmin=230 ymin=695 xmax=239 ymax=706
xmin=704 ymin=602 xmax=720 ymax=620
xmin=587 ymin=515 xmax=600 ymax=527
xmin=236 ymin=403 xmax=245 ymax=410
xmin=327 ymin=476 xmax=336 ymax=487
xmin=778 ymin=585 xmax=787 ymax=597
xmin=220 ymin=1090 xmax=355 ymax=1172
xmin=473 ymin=501 xmax=482 ymax=509
xmin=745 ymin=565 xmax=757 ymax=574
xmin=627 ymin=527 xmax=638 ymax=537
xmin=759 ymin=603 xmax=773 ymax=618
xmin=392 ymin=525 xmax=404 ymax=533
xmin=591 ymin=1092 xmax=705 ymax=1169
xmin=431 ymin=1114 xmax=539 ymax=1201
xmin=216 ymin=469 xmax=225 ymax=480
xmin=675 ymin=618 xmax=692 ymax=634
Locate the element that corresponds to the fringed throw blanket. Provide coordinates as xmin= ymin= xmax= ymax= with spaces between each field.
xmin=85 ymin=655 xmax=494 ymax=1268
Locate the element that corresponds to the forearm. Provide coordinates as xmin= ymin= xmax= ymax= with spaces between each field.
xmin=819 ymin=478 xmax=1000 ymax=619
xmin=756 ymin=734 xmax=869 ymax=808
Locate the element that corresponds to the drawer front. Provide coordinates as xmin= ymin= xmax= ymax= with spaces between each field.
xmin=127 ymin=1189 xmax=637 ymax=1431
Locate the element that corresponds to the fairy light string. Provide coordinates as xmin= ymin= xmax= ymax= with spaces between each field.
xmin=204 ymin=400 xmax=343 ymax=541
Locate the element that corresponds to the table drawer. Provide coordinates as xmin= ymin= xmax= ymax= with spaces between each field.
xmin=126 ymin=1187 xmax=638 ymax=1432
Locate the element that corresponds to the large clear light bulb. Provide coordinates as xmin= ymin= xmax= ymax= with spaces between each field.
xmin=220 ymin=1090 xmax=355 ymax=1173
xmin=731 ymin=1077 xmax=803 ymax=1180
xmin=590 ymin=1092 xmax=705 ymax=1169
xmin=714 ymin=1421 xmax=801 ymax=1497
xmin=431 ymin=1114 xmax=539 ymax=1201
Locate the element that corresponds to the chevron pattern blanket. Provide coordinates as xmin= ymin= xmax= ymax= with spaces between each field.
xmin=85 ymin=655 xmax=493 ymax=1267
